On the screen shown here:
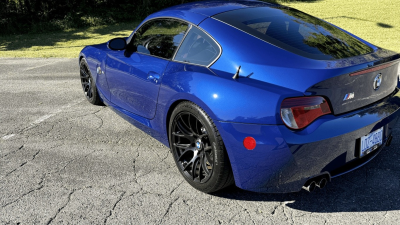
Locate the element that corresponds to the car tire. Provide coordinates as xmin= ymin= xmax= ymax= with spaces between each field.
xmin=169 ymin=101 xmax=234 ymax=193
xmin=80 ymin=58 xmax=102 ymax=105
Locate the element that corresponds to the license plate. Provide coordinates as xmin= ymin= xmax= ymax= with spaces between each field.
xmin=360 ymin=127 xmax=383 ymax=158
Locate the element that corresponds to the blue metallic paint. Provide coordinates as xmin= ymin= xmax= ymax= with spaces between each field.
xmin=80 ymin=44 xmax=111 ymax=102
xmin=161 ymin=61 xmax=301 ymax=124
xmin=106 ymin=51 xmax=168 ymax=119
xmin=203 ymin=17 xmax=396 ymax=93
xmin=79 ymin=1 xmax=400 ymax=193
xmin=218 ymin=89 xmax=400 ymax=193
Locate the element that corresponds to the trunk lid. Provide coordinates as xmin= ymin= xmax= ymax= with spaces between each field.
xmin=306 ymin=58 xmax=400 ymax=115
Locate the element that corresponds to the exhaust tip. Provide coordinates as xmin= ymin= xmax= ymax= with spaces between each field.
xmin=317 ymin=178 xmax=327 ymax=189
xmin=302 ymin=181 xmax=316 ymax=192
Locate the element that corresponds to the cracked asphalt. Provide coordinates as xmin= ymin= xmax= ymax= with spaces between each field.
xmin=1 ymin=58 xmax=400 ymax=224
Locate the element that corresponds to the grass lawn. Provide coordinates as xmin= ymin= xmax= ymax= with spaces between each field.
xmin=284 ymin=0 xmax=400 ymax=54
xmin=0 ymin=23 xmax=139 ymax=58
xmin=0 ymin=0 xmax=399 ymax=58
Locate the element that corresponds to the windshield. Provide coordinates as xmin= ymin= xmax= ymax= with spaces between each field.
xmin=213 ymin=7 xmax=374 ymax=60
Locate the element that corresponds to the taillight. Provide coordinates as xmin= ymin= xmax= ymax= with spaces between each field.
xmin=280 ymin=96 xmax=331 ymax=129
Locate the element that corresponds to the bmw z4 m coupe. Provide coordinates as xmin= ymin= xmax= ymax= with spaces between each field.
xmin=79 ymin=1 xmax=400 ymax=193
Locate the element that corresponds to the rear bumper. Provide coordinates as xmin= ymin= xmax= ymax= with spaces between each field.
xmin=218 ymin=88 xmax=400 ymax=193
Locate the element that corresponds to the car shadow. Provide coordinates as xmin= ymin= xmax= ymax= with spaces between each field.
xmin=213 ymin=136 xmax=400 ymax=213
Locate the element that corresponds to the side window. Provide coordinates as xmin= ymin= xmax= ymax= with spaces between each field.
xmin=133 ymin=19 xmax=188 ymax=59
xmin=174 ymin=26 xmax=220 ymax=66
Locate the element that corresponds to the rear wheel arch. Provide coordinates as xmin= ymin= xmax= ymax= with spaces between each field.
xmin=168 ymin=100 xmax=234 ymax=192
xmin=165 ymin=98 xmax=220 ymax=145
xmin=166 ymin=100 xmax=187 ymax=142
xmin=165 ymin=99 xmax=234 ymax=165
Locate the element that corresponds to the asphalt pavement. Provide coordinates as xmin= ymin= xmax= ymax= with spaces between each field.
xmin=1 ymin=58 xmax=400 ymax=224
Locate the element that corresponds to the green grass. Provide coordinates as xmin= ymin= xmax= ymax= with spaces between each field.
xmin=283 ymin=0 xmax=400 ymax=53
xmin=0 ymin=23 xmax=139 ymax=58
xmin=0 ymin=0 xmax=399 ymax=58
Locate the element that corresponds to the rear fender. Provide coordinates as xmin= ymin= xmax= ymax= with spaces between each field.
xmin=159 ymin=61 xmax=303 ymax=125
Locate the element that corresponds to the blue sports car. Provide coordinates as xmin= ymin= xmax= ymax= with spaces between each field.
xmin=79 ymin=0 xmax=400 ymax=193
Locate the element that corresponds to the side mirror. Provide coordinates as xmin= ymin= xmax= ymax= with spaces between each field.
xmin=108 ymin=38 xmax=127 ymax=51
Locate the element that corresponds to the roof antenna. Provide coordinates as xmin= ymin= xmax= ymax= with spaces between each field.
xmin=232 ymin=66 xmax=241 ymax=80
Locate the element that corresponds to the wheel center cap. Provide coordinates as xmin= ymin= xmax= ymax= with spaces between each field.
xmin=196 ymin=140 xmax=202 ymax=149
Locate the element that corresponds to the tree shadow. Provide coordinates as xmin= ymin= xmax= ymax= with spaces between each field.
xmin=323 ymin=16 xmax=394 ymax=29
xmin=90 ymin=23 xmax=138 ymax=36
xmin=0 ymin=22 xmax=138 ymax=52
xmin=377 ymin=22 xmax=393 ymax=28
xmin=212 ymin=134 xmax=400 ymax=213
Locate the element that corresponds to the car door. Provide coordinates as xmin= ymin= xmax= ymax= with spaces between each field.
xmin=106 ymin=18 xmax=189 ymax=119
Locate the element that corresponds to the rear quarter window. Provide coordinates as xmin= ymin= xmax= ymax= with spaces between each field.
xmin=174 ymin=26 xmax=221 ymax=66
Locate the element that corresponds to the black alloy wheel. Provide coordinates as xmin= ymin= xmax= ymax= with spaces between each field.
xmin=172 ymin=111 xmax=214 ymax=183
xmin=169 ymin=102 xmax=234 ymax=193
xmin=80 ymin=58 xmax=102 ymax=105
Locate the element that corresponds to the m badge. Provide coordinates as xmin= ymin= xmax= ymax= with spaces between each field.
xmin=343 ymin=92 xmax=354 ymax=101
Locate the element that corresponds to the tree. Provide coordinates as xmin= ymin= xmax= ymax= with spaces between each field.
xmin=0 ymin=0 xmax=202 ymax=35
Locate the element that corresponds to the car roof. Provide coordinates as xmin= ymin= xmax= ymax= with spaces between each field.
xmin=147 ymin=0 xmax=278 ymax=25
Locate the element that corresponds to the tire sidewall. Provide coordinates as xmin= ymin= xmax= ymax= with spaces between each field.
xmin=80 ymin=58 xmax=99 ymax=105
xmin=169 ymin=102 xmax=227 ymax=192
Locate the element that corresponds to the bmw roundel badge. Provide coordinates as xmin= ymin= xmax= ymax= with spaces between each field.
xmin=373 ymin=73 xmax=382 ymax=90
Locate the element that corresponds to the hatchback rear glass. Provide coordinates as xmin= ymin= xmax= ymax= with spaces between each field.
xmin=213 ymin=7 xmax=374 ymax=60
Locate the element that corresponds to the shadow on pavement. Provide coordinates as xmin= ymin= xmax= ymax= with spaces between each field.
xmin=213 ymin=140 xmax=400 ymax=213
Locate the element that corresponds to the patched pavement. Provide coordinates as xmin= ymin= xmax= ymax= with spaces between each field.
xmin=1 ymin=58 xmax=400 ymax=224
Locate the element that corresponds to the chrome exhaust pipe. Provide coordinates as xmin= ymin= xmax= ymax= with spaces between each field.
xmin=317 ymin=178 xmax=327 ymax=189
xmin=302 ymin=181 xmax=316 ymax=192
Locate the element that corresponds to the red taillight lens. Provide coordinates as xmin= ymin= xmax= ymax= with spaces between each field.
xmin=280 ymin=96 xmax=331 ymax=129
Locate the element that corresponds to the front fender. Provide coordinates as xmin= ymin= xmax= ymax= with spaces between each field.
xmin=80 ymin=44 xmax=110 ymax=101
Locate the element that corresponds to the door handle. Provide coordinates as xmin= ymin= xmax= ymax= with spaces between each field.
xmin=147 ymin=71 xmax=160 ymax=84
